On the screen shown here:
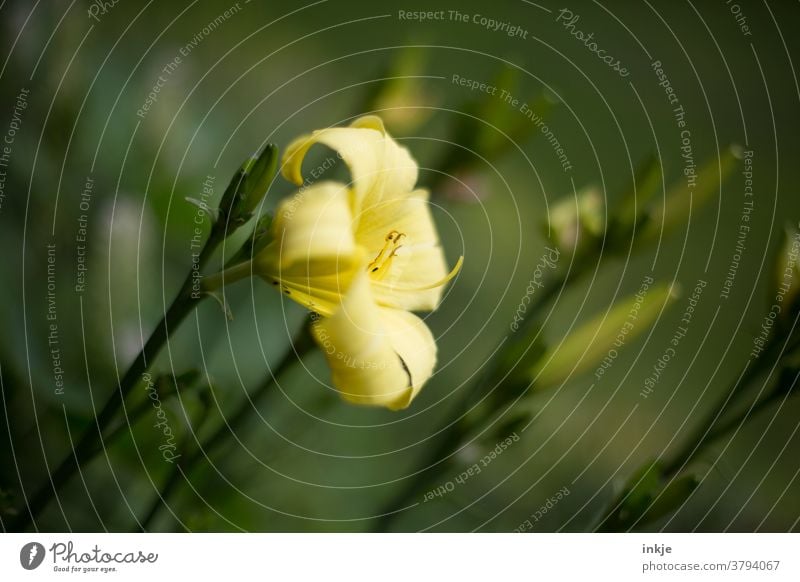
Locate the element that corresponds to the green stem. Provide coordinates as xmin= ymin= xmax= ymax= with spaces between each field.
xmin=10 ymin=226 xmax=227 ymax=532
xmin=139 ymin=325 xmax=314 ymax=531
xmin=202 ymin=259 xmax=256 ymax=292
xmin=90 ymin=377 xmax=188 ymax=458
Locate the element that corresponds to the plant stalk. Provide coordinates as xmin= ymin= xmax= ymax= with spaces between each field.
xmin=10 ymin=226 xmax=227 ymax=531
xmin=139 ymin=325 xmax=314 ymax=531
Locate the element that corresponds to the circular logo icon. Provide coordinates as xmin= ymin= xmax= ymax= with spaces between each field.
xmin=19 ymin=542 xmax=45 ymax=570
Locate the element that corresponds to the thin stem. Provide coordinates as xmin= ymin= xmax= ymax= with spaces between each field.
xmin=202 ymin=259 xmax=256 ymax=292
xmin=10 ymin=226 xmax=226 ymax=532
xmin=140 ymin=325 xmax=314 ymax=531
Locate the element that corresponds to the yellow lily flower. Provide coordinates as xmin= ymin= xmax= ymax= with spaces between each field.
xmin=255 ymin=116 xmax=462 ymax=410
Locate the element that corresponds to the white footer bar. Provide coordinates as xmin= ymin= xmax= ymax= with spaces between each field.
xmin=1 ymin=533 xmax=797 ymax=581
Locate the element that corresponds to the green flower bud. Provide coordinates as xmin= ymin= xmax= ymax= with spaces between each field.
xmin=217 ymin=145 xmax=278 ymax=228
xmin=546 ymin=186 xmax=604 ymax=254
xmin=530 ymin=282 xmax=679 ymax=389
xmin=218 ymin=161 xmax=250 ymax=224
xmin=241 ymin=144 xmax=279 ymax=217
xmin=231 ymin=212 xmax=274 ymax=264
xmin=641 ymin=144 xmax=741 ymax=240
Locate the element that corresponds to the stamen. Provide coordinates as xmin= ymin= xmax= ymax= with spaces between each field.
xmin=372 ymin=255 xmax=464 ymax=292
xmin=368 ymin=230 xmax=406 ymax=279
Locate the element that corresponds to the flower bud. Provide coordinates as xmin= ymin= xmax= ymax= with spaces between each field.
xmin=241 ymin=144 xmax=279 ymax=216
xmin=218 ymin=161 xmax=249 ymax=224
xmin=218 ymin=145 xmax=279 ymax=228
xmin=530 ymin=282 xmax=679 ymax=389
xmin=230 ymin=212 xmax=274 ymax=264
xmin=641 ymin=144 xmax=740 ymax=240
xmin=546 ymin=186 xmax=604 ymax=254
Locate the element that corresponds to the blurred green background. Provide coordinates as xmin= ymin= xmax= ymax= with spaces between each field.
xmin=1 ymin=0 xmax=799 ymax=532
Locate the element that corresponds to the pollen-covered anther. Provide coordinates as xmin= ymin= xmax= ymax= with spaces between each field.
xmin=368 ymin=230 xmax=406 ymax=279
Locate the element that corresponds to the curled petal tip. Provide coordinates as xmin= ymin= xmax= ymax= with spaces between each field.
xmin=351 ymin=115 xmax=386 ymax=134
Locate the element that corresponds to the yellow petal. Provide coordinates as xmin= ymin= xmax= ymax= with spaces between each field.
xmin=357 ymin=189 xmax=455 ymax=311
xmin=252 ymin=182 xmax=359 ymax=315
xmin=282 ymin=116 xmax=418 ymax=214
xmin=377 ymin=308 xmax=437 ymax=407
xmin=261 ymin=265 xmax=359 ymax=317
xmin=311 ymin=269 xmax=437 ymax=410
xmin=267 ymin=181 xmax=356 ymax=271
